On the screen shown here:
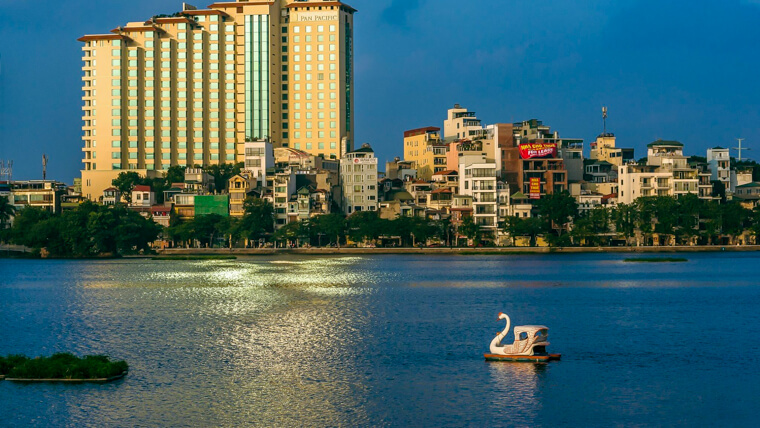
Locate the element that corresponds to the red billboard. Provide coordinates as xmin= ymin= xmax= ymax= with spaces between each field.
xmin=519 ymin=142 xmax=557 ymax=159
xmin=529 ymin=177 xmax=541 ymax=199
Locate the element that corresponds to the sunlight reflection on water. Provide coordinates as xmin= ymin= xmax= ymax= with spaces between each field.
xmin=1 ymin=254 xmax=759 ymax=426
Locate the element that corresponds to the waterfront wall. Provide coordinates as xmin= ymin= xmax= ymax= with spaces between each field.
xmin=157 ymin=245 xmax=760 ymax=256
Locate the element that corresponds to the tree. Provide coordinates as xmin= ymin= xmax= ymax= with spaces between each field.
xmin=9 ymin=203 xmax=159 ymax=257
xmin=0 ymin=195 xmax=16 ymax=238
xmin=346 ymin=211 xmax=383 ymax=243
xmin=458 ymin=216 xmax=481 ymax=246
xmin=536 ymin=191 xmax=578 ymax=238
xmin=503 ymin=216 xmax=544 ymax=247
xmin=674 ymin=194 xmax=701 ymax=245
xmin=311 ymin=213 xmax=345 ymax=246
xmin=204 ymin=162 xmax=244 ymax=193
xmin=165 ymin=165 xmax=186 ymax=186
xmin=751 ymin=206 xmax=760 ymax=243
xmin=614 ymin=203 xmax=637 ymax=245
xmin=273 ymin=221 xmax=303 ymax=247
xmin=192 ymin=214 xmax=227 ymax=247
xmin=721 ymin=202 xmax=750 ymax=244
xmin=112 ymin=172 xmax=142 ymax=204
xmin=237 ymin=198 xmax=274 ymax=244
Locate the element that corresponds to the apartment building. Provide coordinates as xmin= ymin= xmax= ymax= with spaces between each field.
xmin=273 ymin=170 xmax=296 ymax=227
xmin=443 ymin=104 xmax=485 ymax=141
xmin=228 ymin=171 xmax=258 ymax=217
xmin=243 ymin=139 xmax=274 ymax=188
xmin=459 ymin=155 xmax=498 ymax=237
xmin=706 ymin=147 xmax=731 ymax=188
xmin=79 ymin=0 xmax=356 ymax=200
xmin=617 ymin=164 xmax=673 ymax=204
xmin=589 ymin=133 xmax=634 ymax=166
xmin=647 ymin=140 xmax=712 ymax=200
xmin=340 ymin=143 xmax=378 ymax=214
xmin=403 ymin=127 xmax=447 ymax=180
xmin=8 ymin=180 xmax=67 ymax=213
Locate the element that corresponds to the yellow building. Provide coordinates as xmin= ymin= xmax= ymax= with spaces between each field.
xmin=403 ymin=127 xmax=447 ymax=180
xmin=79 ymin=0 xmax=356 ymax=200
xmin=589 ymin=133 xmax=633 ymax=166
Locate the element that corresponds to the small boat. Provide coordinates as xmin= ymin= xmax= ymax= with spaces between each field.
xmin=484 ymin=312 xmax=561 ymax=362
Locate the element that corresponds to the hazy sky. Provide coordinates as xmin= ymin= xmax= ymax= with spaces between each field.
xmin=1 ymin=0 xmax=759 ymax=182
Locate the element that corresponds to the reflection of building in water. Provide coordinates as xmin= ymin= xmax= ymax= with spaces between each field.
xmin=488 ymin=362 xmax=547 ymax=421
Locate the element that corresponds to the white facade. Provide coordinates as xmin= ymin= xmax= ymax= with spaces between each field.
xmin=459 ymin=160 xmax=498 ymax=232
xmin=130 ymin=186 xmax=155 ymax=208
xmin=341 ymin=144 xmax=378 ymax=214
xmin=244 ymin=140 xmax=274 ymax=188
xmin=707 ymin=147 xmax=731 ymax=187
xmin=618 ymin=164 xmax=673 ymax=204
xmin=273 ymin=171 xmax=296 ymax=228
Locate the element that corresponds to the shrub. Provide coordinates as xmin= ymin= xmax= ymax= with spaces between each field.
xmin=4 ymin=353 xmax=128 ymax=379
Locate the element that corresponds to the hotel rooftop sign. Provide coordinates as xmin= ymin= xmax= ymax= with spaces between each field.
xmin=295 ymin=12 xmax=339 ymax=22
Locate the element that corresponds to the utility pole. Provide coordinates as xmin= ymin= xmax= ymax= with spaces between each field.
xmin=42 ymin=154 xmax=49 ymax=180
xmin=732 ymin=138 xmax=751 ymax=161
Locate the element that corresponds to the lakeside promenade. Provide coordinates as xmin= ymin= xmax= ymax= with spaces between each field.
xmin=156 ymin=245 xmax=760 ymax=256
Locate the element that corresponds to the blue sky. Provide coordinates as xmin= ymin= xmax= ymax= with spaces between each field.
xmin=1 ymin=0 xmax=759 ymax=182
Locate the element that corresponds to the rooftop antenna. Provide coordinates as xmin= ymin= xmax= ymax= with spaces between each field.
xmin=602 ymin=106 xmax=608 ymax=135
xmin=733 ymin=138 xmax=750 ymax=161
xmin=42 ymin=154 xmax=49 ymax=180
xmin=0 ymin=160 xmax=12 ymax=182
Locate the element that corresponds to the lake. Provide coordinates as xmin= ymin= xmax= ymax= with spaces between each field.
xmin=1 ymin=253 xmax=759 ymax=427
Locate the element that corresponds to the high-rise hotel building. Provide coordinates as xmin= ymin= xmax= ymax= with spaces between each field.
xmin=79 ymin=0 xmax=355 ymax=200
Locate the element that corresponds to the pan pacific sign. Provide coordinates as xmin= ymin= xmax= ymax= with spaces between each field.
xmin=296 ymin=12 xmax=339 ymax=22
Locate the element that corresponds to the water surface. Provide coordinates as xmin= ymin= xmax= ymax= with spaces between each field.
xmin=1 ymin=253 xmax=759 ymax=426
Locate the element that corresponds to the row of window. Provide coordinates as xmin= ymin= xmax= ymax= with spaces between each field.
xmin=111 ymin=141 xmax=235 ymax=149
xmin=112 ymin=129 xmax=237 ymax=138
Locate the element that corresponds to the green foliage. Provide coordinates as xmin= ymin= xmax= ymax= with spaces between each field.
xmin=346 ymin=211 xmax=385 ymax=243
xmin=458 ymin=216 xmax=481 ymax=246
xmin=310 ymin=213 xmax=345 ymax=245
xmin=9 ymin=202 xmax=160 ymax=257
xmin=111 ymin=172 xmax=142 ymax=203
xmin=0 ymin=195 xmax=15 ymax=230
xmin=536 ymin=191 xmax=578 ymax=237
xmin=3 ymin=353 xmax=128 ymax=380
xmin=165 ymin=165 xmax=187 ymax=186
xmin=237 ymin=198 xmax=274 ymax=241
xmin=504 ymin=216 xmax=544 ymax=247
xmin=204 ymin=163 xmax=244 ymax=193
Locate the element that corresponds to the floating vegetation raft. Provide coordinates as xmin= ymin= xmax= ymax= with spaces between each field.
xmin=0 ymin=353 xmax=128 ymax=382
xmin=624 ymin=257 xmax=688 ymax=263
xmin=152 ymin=255 xmax=237 ymax=260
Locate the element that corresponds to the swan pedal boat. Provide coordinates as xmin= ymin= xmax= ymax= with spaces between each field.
xmin=485 ymin=313 xmax=561 ymax=362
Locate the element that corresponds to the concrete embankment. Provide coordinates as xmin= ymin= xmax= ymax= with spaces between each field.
xmin=156 ymin=245 xmax=760 ymax=256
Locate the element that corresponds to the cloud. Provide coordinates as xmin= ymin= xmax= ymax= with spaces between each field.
xmin=380 ymin=0 xmax=422 ymax=29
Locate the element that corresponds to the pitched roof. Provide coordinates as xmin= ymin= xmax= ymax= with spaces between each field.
xmin=511 ymin=191 xmax=528 ymax=199
xmin=404 ymin=126 xmax=440 ymax=138
xmin=736 ymin=182 xmax=760 ymax=188
xmin=133 ymin=185 xmax=152 ymax=192
xmin=433 ymin=169 xmax=457 ymax=176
